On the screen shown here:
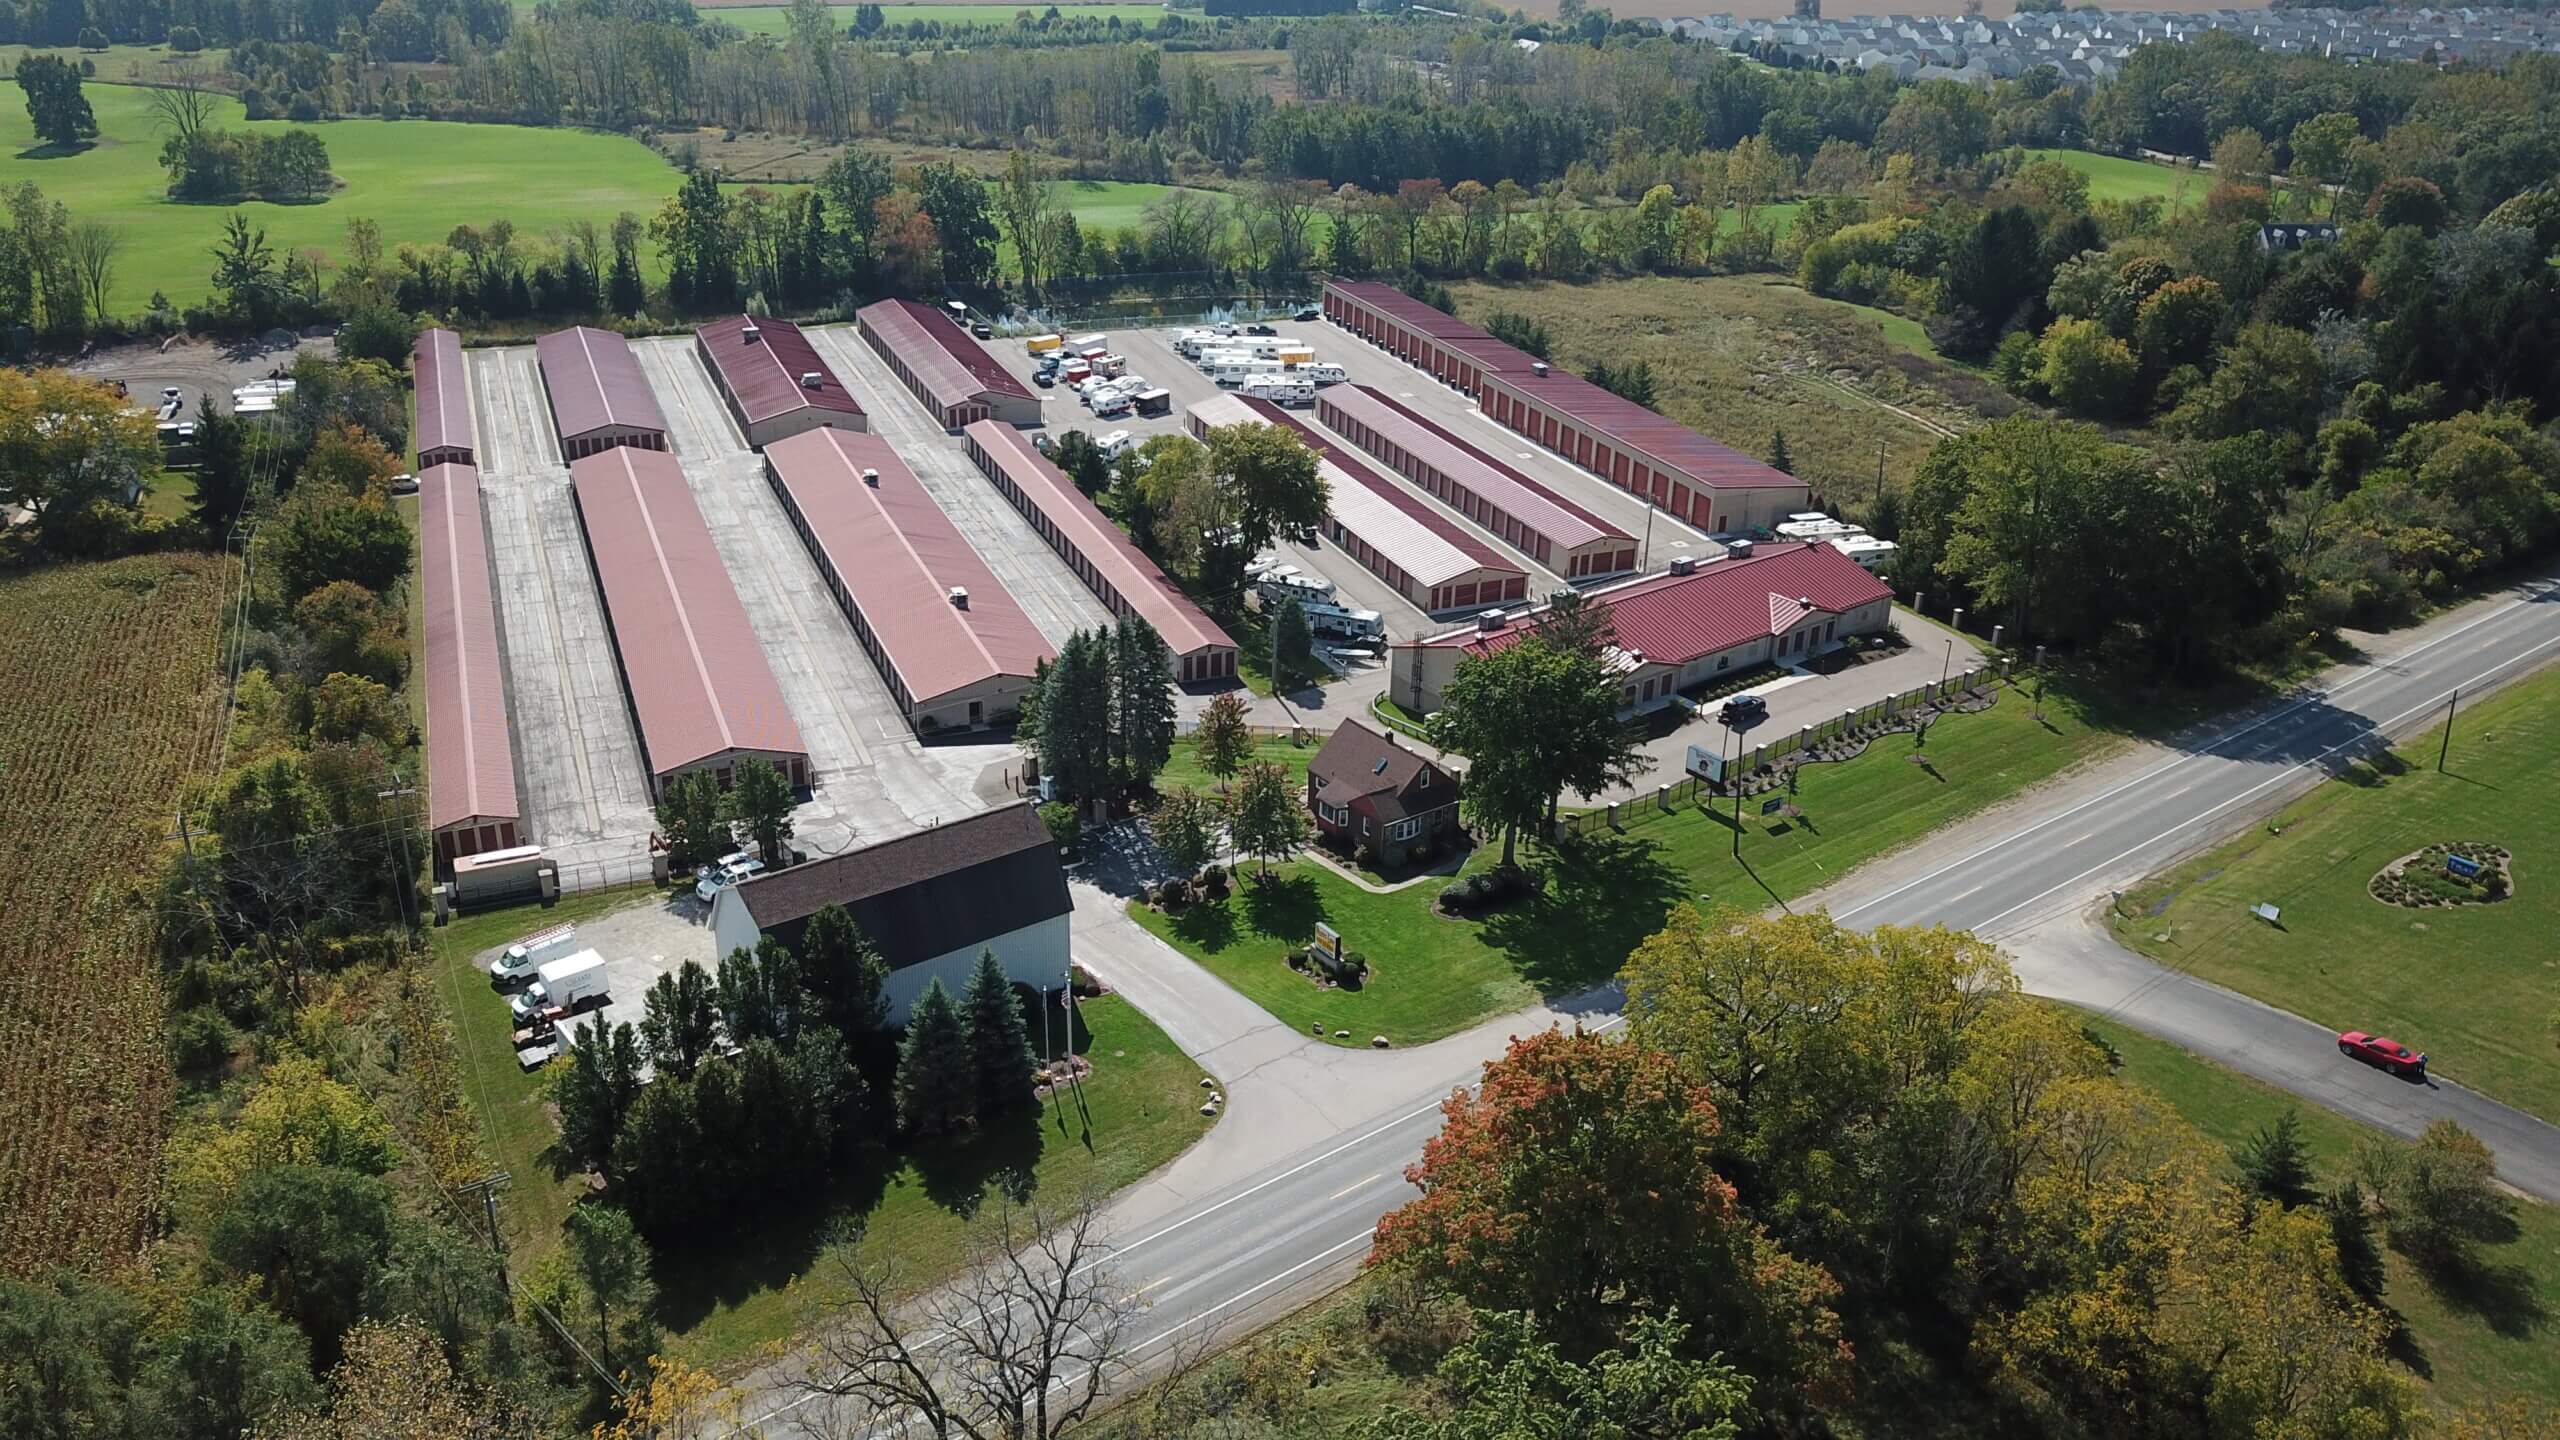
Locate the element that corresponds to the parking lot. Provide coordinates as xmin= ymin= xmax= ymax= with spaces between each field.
xmin=469 ymin=894 xmax=715 ymax=1060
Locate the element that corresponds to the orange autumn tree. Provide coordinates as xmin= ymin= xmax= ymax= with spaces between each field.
xmin=1368 ymin=1028 xmax=1851 ymax=1409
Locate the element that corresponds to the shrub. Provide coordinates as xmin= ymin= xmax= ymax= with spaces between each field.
xmin=1038 ymin=801 xmax=1080 ymax=852
xmin=1439 ymin=882 xmax=1471 ymax=909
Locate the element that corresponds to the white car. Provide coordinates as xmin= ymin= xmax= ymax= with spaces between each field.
xmin=693 ymin=852 xmax=765 ymax=903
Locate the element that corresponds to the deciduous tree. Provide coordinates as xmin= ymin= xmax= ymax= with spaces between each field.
xmin=1191 ymin=690 xmax=1252 ymax=795
xmin=722 ymin=755 xmax=797 ymax=866
xmin=1225 ymin=758 xmax=1309 ymax=878
xmin=16 ymin=54 xmax=95 ymax=150
xmin=1148 ymin=787 xmax=1219 ymax=874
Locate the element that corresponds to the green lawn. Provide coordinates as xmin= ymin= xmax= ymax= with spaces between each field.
xmin=1134 ymin=674 xmax=2123 ymax=1046
xmin=1718 ymin=199 xmax=1801 ymax=240
xmin=1156 ymin=735 xmax=1316 ymax=797
xmin=2082 ymin=1014 xmax=2560 ymax=1412
xmin=2022 ymin=147 xmax=2206 ymax=209
xmin=701 ymin=2 xmax=1161 ymax=31
xmin=427 ymin=890 xmax=1214 ymax=1372
xmin=2114 ymin=664 xmax=2560 ymax=1124
xmin=1 ymin=83 xmax=680 ymax=312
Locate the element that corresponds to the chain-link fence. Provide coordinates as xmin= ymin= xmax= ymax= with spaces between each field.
xmin=1556 ymin=664 xmax=2007 ymax=840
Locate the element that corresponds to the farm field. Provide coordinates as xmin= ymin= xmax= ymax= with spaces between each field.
xmin=2113 ymin=662 xmax=2560 ymax=1124
xmin=0 ymin=553 xmax=234 ymax=1276
xmin=2021 ymin=146 xmax=2206 ymax=208
xmin=1447 ymin=274 xmax=1995 ymax=528
xmin=701 ymin=1 xmax=1165 ymax=31
xmin=427 ymin=893 xmax=1214 ymax=1371
xmin=0 ymin=83 xmax=679 ymax=312
xmin=1133 ymin=671 xmax=2124 ymax=1046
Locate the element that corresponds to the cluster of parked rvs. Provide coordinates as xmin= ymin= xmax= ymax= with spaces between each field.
xmin=1025 ymin=333 xmax=1173 ymax=421
xmin=1172 ymin=326 xmax=1346 ymax=408
xmin=1244 ymin=555 xmax=1385 ymax=646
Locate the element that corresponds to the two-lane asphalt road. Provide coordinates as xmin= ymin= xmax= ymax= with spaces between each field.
xmin=739 ymin=574 xmax=2560 ymax=1433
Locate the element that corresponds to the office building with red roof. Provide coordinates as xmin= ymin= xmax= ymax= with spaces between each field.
xmin=1387 ymin=542 xmax=1893 ymax=715
xmin=1187 ymin=394 xmax=1528 ymax=614
xmin=536 ymin=326 xmax=670 ymax=462
xmin=413 ymin=328 xmax=476 ymax=469
xmin=855 ymin=299 xmax=1041 ymax=431
xmin=1317 ymin=384 xmax=1635 ymax=581
xmin=1322 ymin=279 xmax=1810 ymax=534
xmin=419 ymin=462 xmax=522 ymax=868
xmin=568 ymin=447 xmax=808 ymax=796
xmin=765 ymin=428 xmax=1054 ymax=733
xmin=692 ymin=314 xmax=866 ymax=449
xmin=960 ymin=420 xmax=1236 ymax=684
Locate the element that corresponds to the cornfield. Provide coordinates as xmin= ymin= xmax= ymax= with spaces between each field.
xmin=0 ymin=553 xmax=234 ymax=1277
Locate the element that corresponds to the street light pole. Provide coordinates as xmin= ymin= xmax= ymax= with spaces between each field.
xmin=1939 ymin=637 xmax=1953 ymax=687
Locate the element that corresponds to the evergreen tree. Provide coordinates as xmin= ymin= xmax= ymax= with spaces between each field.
xmin=800 ymin=903 xmax=890 ymax=1044
xmin=638 ymin=961 xmax=720 ymax=1082
xmin=655 ymin=769 xmax=728 ymax=872
xmin=2323 ymin=1181 xmax=2388 ymax=1305
xmin=1037 ymin=628 xmax=1115 ymax=803
xmin=1767 ymin=427 xmax=1795 ymax=475
xmin=961 ymin=949 xmax=1038 ymax=1114
xmin=553 ymin=1019 xmax=645 ymax=1173
xmin=721 ymin=754 xmax=796 ymax=866
xmin=894 ymin=980 xmax=977 ymax=1137
xmin=716 ymin=936 xmax=804 ymax=1045
xmin=190 ymin=411 xmax=255 ymax=537
xmin=1111 ymin=615 xmax=1177 ymax=787
xmin=1272 ymin=595 xmax=1314 ymax=691
xmin=2235 ymin=1107 xmax=2317 ymax=1208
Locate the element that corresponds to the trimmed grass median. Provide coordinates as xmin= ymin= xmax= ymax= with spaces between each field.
xmin=1134 ymin=674 xmax=2122 ymax=1046
xmin=2113 ymin=663 xmax=2560 ymax=1124
xmin=427 ymin=891 xmax=1213 ymax=1373
xmin=2082 ymin=1013 xmax=2560 ymax=1411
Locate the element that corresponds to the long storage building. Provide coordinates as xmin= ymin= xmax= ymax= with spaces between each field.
xmin=765 ymin=428 xmax=1053 ymax=733
xmin=413 ymin=327 xmax=476 ymax=469
xmin=855 ymin=299 xmax=1041 ymax=431
xmin=1189 ymin=394 xmax=1528 ymax=614
xmin=418 ymin=462 xmax=522 ymax=869
xmin=693 ymin=314 xmax=866 ymax=449
xmin=960 ymin=420 xmax=1236 ymax=684
xmin=1321 ymin=279 xmax=1809 ymax=534
xmin=568 ymin=447 xmax=809 ymax=796
xmin=1317 ymin=384 xmax=1634 ymax=581
xmin=536 ymin=326 xmax=670 ymax=462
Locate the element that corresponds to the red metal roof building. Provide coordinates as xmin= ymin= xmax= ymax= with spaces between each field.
xmin=692 ymin=314 xmax=866 ymax=449
xmin=765 ymin=428 xmax=1054 ymax=733
xmin=959 ymin=421 xmax=1236 ymax=684
xmin=855 ymin=299 xmax=1042 ymax=431
xmin=568 ymin=447 xmax=808 ymax=796
xmin=1316 ymin=384 xmax=1634 ymax=581
xmin=1388 ymin=542 xmax=1893 ymax=715
xmin=418 ymin=462 xmax=522 ymax=868
xmin=1322 ymin=279 xmax=1810 ymax=534
xmin=1187 ymin=395 xmax=1528 ymax=614
xmin=536 ymin=326 xmax=670 ymax=462
xmin=413 ymin=328 xmax=475 ymax=469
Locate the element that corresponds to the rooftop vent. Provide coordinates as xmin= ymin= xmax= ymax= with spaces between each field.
xmin=1372 ymin=757 xmax=1390 ymax=775
xmin=800 ymin=371 xmax=823 ymax=389
xmin=741 ymin=322 xmax=763 ymax=343
xmin=1530 ymin=360 xmax=1551 ymax=377
xmin=948 ymin=586 xmax=970 ymax=609
xmin=1668 ymin=556 xmax=1697 ymax=576
xmin=1799 ymin=596 xmax=1814 ymax=609
xmin=860 ymin=467 xmax=879 ymax=486
xmin=1727 ymin=539 xmax=1755 ymax=558
xmin=1476 ymin=609 xmax=1508 ymax=632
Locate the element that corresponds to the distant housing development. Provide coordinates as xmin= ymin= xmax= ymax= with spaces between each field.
xmin=569 ymin=446 xmax=809 ymax=796
xmin=856 ymin=299 xmax=1042 ymax=430
xmin=692 ymin=314 xmax=866 ymax=449
xmin=412 ymin=328 xmax=475 ymax=469
xmin=1666 ymin=7 xmax=2560 ymax=85
xmin=765 ymin=427 xmax=1054 ymax=733
xmin=1389 ymin=542 xmax=1893 ymax=716
xmin=418 ymin=462 xmax=521 ymax=870
xmin=536 ymin=326 xmax=670 ymax=462
xmin=960 ymin=420 xmax=1238 ymax=684
xmin=706 ymin=801 xmax=1071 ymax=1023
xmin=1323 ymin=280 xmax=1810 ymax=535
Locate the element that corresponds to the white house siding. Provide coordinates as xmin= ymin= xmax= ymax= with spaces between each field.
xmin=706 ymin=896 xmax=1071 ymax=1025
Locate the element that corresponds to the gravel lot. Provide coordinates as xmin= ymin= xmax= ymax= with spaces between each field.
xmin=471 ymin=893 xmax=716 ymax=1056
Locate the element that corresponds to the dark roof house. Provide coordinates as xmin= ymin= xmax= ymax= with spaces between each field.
xmin=710 ymin=803 xmax=1070 ymax=969
xmin=1305 ymin=720 xmax=1464 ymax=865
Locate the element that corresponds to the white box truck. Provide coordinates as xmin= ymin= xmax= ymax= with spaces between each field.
xmin=509 ymin=949 xmax=609 ymax=1023
xmin=491 ymin=923 xmax=577 ymax=989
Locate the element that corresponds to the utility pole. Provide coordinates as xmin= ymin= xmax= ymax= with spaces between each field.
xmin=1641 ymin=499 xmax=1655 ymax=571
xmin=457 ymin=1172 xmax=511 ymax=1289
xmin=378 ymin=771 xmax=420 ymax=931
xmin=2437 ymin=688 xmax=2458 ymax=772
xmin=1874 ymin=435 xmax=1886 ymax=505
xmin=1726 ymin=724 xmax=1743 ymax=859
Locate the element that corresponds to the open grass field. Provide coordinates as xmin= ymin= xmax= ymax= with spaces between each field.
xmin=1133 ymin=672 xmax=2125 ymax=1046
xmin=702 ymin=2 xmax=1163 ymax=31
xmin=2084 ymin=1014 xmax=2560 ymax=1412
xmin=1448 ymin=275 xmax=1997 ymax=529
xmin=2021 ymin=146 xmax=2206 ymax=209
xmin=2113 ymin=662 xmax=2560 ymax=1124
xmin=0 ymin=553 xmax=233 ymax=1276
xmin=0 ymin=83 xmax=679 ymax=312
xmin=426 ymin=892 xmax=1214 ymax=1371
xmin=1155 ymin=734 xmax=1318 ymax=798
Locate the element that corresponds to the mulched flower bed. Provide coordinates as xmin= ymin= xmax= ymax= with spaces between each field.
xmin=2369 ymin=842 xmax=2513 ymax=909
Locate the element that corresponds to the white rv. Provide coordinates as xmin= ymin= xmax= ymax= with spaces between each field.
xmin=1256 ymin=570 xmax=1336 ymax=606
xmin=1208 ymin=355 xmax=1286 ymax=388
xmin=1297 ymin=362 xmax=1349 ymax=386
xmin=1301 ymin=600 xmax=1386 ymax=644
xmin=1241 ymin=373 xmax=1316 ymax=409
